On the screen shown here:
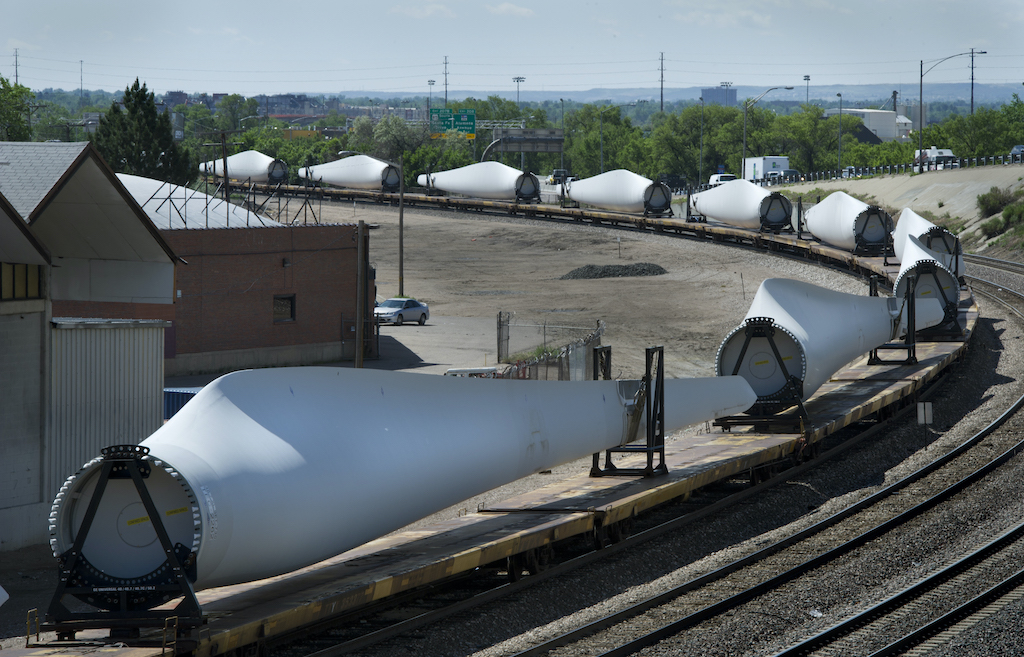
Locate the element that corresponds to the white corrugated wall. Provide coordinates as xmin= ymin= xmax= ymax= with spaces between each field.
xmin=47 ymin=323 xmax=166 ymax=501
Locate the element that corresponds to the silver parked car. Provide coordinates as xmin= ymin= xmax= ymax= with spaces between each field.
xmin=374 ymin=298 xmax=429 ymax=326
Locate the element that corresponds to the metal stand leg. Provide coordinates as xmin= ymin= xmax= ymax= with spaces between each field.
xmin=591 ymin=347 xmax=668 ymax=478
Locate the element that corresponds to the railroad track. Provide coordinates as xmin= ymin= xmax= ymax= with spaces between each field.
xmin=266 ymin=367 xmax=999 ymax=657
xmin=258 ymin=230 xmax=1024 ymax=657
xmin=464 ymin=259 xmax=1023 ymax=657
xmin=775 ymin=520 xmax=1024 ymax=656
xmin=500 ymin=380 xmax=1024 ymax=656
xmin=965 ymin=253 xmax=1024 ymax=278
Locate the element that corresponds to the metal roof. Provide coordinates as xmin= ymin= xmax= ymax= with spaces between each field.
xmin=117 ymin=173 xmax=284 ymax=230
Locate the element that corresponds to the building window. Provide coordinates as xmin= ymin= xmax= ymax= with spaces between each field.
xmin=273 ymin=294 xmax=296 ymax=323
xmin=1 ymin=262 xmax=42 ymax=301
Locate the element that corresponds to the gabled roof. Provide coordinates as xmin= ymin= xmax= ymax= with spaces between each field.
xmin=0 ymin=142 xmax=88 ymax=218
xmin=0 ymin=192 xmax=49 ymax=265
xmin=0 ymin=142 xmax=180 ymax=264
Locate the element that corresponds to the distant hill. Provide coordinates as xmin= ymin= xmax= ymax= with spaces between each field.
xmin=320 ymin=82 xmax=1022 ymax=106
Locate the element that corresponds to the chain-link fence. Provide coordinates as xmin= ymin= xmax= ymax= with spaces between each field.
xmin=497 ymin=314 xmax=604 ymax=380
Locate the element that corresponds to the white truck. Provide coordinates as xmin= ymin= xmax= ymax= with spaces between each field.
xmin=744 ymin=156 xmax=789 ymax=181
xmin=914 ymin=147 xmax=958 ymax=172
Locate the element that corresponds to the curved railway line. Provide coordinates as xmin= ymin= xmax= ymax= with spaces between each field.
xmin=207 ymin=188 xmax=1024 ymax=657
xmin=12 ymin=184 xmax=1022 ymax=657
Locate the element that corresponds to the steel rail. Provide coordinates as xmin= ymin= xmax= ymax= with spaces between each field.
xmin=965 ymin=275 xmax=1024 ymax=321
xmin=964 ymin=253 xmax=1024 ymax=277
xmin=869 ymin=565 xmax=1024 ymax=656
xmin=576 ymin=385 xmax=1024 ymax=657
xmin=778 ymin=520 xmax=1024 ymax=656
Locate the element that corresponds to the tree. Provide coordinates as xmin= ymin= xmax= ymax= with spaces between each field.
xmin=347 ymin=116 xmax=376 ymax=155
xmin=372 ymin=114 xmax=427 ymax=163
xmin=561 ymin=105 xmax=649 ymax=178
xmin=32 ymin=103 xmax=73 ymax=142
xmin=405 ymin=132 xmax=475 ymax=188
xmin=772 ymin=105 xmax=849 ymax=174
xmin=93 ymin=79 xmax=193 ymax=184
xmin=934 ymin=107 xmax=1009 ymax=157
xmin=0 ymin=76 xmax=34 ymax=141
xmin=216 ymin=94 xmax=260 ymax=132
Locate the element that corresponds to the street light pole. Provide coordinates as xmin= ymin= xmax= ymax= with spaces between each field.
xmin=837 ymin=93 xmax=842 ymax=173
xmin=919 ymin=50 xmax=984 ymax=168
xmin=428 ymin=79 xmax=434 ymax=113
xmin=804 ymin=75 xmax=810 ymax=105
xmin=513 ymin=77 xmax=525 ymax=169
xmin=742 ymin=86 xmax=793 ymax=180
xmin=560 ymin=98 xmax=565 ymax=170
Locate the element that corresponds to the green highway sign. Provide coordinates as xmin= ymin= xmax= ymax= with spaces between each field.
xmin=453 ymin=109 xmax=475 ymax=139
xmin=430 ymin=108 xmax=475 ymax=139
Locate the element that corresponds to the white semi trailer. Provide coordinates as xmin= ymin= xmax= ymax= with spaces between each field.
xmin=743 ymin=156 xmax=789 ymax=181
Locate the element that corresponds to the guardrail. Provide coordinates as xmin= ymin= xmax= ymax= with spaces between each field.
xmin=741 ymin=152 xmax=1024 ymax=188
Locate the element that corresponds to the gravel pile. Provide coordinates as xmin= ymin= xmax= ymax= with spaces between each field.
xmin=560 ymin=263 xmax=667 ymax=280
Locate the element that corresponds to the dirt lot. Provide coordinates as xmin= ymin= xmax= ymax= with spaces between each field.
xmin=325 ymin=201 xmax=866 ymax=379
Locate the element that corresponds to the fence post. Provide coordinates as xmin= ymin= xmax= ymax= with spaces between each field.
xmin=497 ymin=311 xmax=510 ymax=363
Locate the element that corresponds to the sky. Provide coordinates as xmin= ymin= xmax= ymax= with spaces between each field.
xmin=4 ymin=0 xmax=1024 ymax=101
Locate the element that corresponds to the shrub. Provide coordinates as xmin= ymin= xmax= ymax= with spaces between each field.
xmin=1002 ymin=201 xmax=1024 ymax=227
xmin=977 ymin=186 xmax=1018 ymax=218
xmin=980 ymin=216 xmax=1006 ymax=237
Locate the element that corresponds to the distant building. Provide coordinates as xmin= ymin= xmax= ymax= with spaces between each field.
xmin=81 ymin=111 xmax=103 ymax=134
xmin=164 ymin=90 xmax=188 ymax=107
xmin=701 ymin=85 xmax=737 ymax=107
xmin=898 ymin=103 xmax=927 ymax=133
xmin=824 ymin=108 xmax=913 ymax=142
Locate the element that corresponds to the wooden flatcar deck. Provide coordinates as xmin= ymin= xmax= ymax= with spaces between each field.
xmin=6 ymin=225 xmax=980 ymax=657
xmin=9 ymin=291 xmax=974 ymax=657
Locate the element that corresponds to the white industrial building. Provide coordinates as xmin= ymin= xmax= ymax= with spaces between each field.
xmin=824 ymin=108 xmax=914 ymax=142
xmin=0 ymin=142 xmax=178 ymax=551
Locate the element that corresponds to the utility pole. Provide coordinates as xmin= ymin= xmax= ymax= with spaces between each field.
xmin=80 ymin=60 xmax=83 ymax=99
xmin=14 ymin=48 xmax=18 ymax=84
xmin=355 ymin=220 xmax=365 ymax=369
xmin=837 ymin=93 xmax=843 ymax=173
xmin=444 ymin=56 xmax=449 ymax=108
xmin=970 ymin=47 xmax=987 ymax=115
xmin=659 ymin=52 xmax=664 ymax=112
xmin=398 ymin=154 xmax=405 ymax=297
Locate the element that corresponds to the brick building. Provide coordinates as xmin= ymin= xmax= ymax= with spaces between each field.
xmin=161 ymin=223 xmax=375 ymax=375
xmin=118 ymin=173 xmax=376 ymax=375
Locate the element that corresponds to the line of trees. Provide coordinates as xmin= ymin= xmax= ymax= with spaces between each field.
xmin=3 ymin=75 xmax=1023 ymax=190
